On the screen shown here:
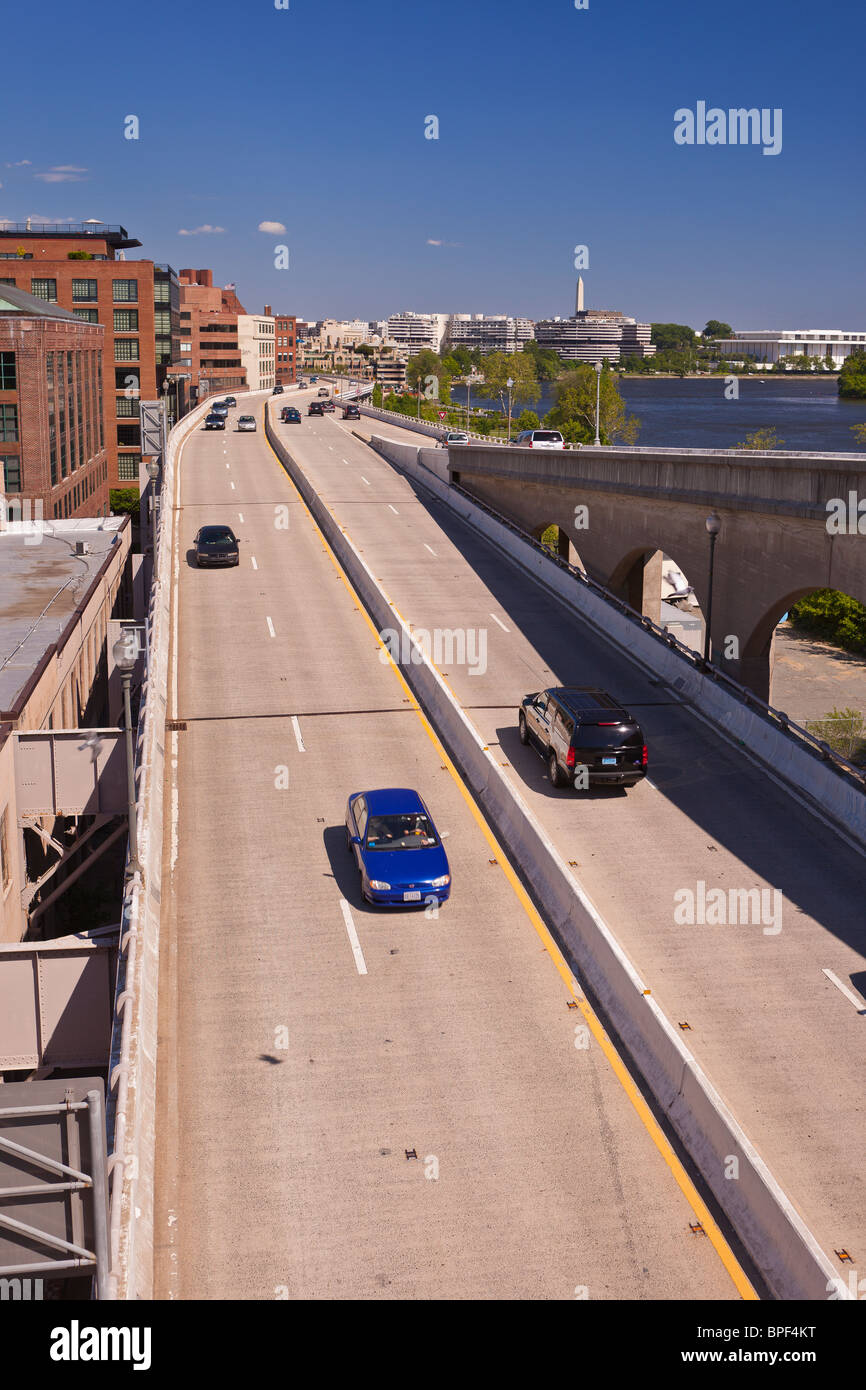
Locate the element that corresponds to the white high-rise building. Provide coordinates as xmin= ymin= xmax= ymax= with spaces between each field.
xmin=386 ymin=311 xmax=450 ymax=354
xmin=447 ymin=314 xmax=535 ymax=355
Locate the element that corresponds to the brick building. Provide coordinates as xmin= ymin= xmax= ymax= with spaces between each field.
xmin=171 ymin=269 xmax=249 ymax=402
xmin=0 ymin=223 xmax=181 ymax=488
xmin=0 ymin=283 xmax=108 ymax=519
xmin=265 ymin=306 xmax=297 ymax=386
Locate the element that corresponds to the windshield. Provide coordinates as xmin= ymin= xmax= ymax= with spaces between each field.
xmin=532 ymin=431 xmax=562 ymax=442
xmin=366 ymin=813 xmax=438 ymax=851
xmin=200 ymin=529 xmax=234 ymax=545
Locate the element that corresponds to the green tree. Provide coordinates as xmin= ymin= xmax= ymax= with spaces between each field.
xmin=110 ymin=487 xmax=140 ymax=521
xmin=372 ymin=384 xmax=383 ymax=407
xmin=703 ymin=320 xmax=733 ymax=339
xmin=651 ymin=323 xmax=698 ymax=352
xmin=521 ymin=339 xmax=564 ymax=382
xmin=545 ymin=365 xmax=640 ymax=445
xmin=480 ymin=351 xmax=540 ymax=418
xmin=516 ymin=409 xmax=539 ymax=431
xmin=67 ymin=249 xmax=94 ymax=260
xmin=406 ymin=348 xmax=441 ymax=390
xmin=839 ymin=350 xmax=866 ymax=400
xmin=733 ymin=427 xmax=785 ymax=450
xmin=789 ymin=591 xmax=866 ymax=655
xmin=850 ymin=422 xmax=866 ymax=448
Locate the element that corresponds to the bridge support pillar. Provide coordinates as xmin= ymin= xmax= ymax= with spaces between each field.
xmin=624 ymin=550 xmax=663 ymax=625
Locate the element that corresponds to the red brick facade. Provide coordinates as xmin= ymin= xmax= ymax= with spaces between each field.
xmin=265 ymin=306 xmax=297 ymax=385
xmin=0 ymin=313 xmax=108 ymax=519
xmin=172 ymin=270 xmax=248 ymax=401
xmin=0 ymin=229 xmax=162 ymax=488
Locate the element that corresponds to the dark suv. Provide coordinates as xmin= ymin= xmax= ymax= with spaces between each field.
xmin=342 ymin=403 xmax=360 ymax=419
xmin=308 ymin=401 xmax=324 ymax=416
xmin=519 ymin=687 xmax=647 ymax=789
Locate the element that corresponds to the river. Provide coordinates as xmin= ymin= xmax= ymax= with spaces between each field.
xmin=450 ymin=376 xmax=866 ymax=452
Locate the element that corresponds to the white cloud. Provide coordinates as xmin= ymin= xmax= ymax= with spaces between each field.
xmin=426 ymin=237 xmax=460 ymax=247
xmin=4 ymin=160 xmax=32 ymax=168
xmin=178 ymin=224 xmax=226 ymax=236
xmin=36 ymin=166 xmax=89 ymax=183
xmin=258 ymin=220 xmax=286 ymax=234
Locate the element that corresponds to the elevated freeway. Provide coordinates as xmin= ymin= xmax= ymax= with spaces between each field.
xmin=153 ymin=386 xmax=754 ymax=1300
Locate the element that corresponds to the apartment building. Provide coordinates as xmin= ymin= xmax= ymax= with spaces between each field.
xmin=237 ymin=314 xmax=275 ymax=391
xmin=535 ymin=309 xmax=656 ymax=363
xmin=447 ymin=314 xmax=535 ymax=355
xmin=386 ymin=311 xmax=450 ymax=354
xmin=0 ymin=223 xmax=181 ymax=487
xmin=0 ymin=284 xmax=108 ymax=519
xmin=264 ymin=306 xmax=297 ymax=386
xmin=174 ymin=269 xmax=248 ymax=401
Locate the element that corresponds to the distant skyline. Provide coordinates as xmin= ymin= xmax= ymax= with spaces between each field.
xmin=3 ymin=0 xmax=864 ymax=331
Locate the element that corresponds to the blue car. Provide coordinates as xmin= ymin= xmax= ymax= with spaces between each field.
xmin=345 ymin=788 xmax=451 ymax=907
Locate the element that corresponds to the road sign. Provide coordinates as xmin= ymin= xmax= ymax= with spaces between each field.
xmin=438 ymin=411 xmax=446 ymax=418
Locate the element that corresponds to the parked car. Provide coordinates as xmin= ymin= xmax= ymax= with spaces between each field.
xmin=237 ymin=415 xmax=256 ymax=431
xmin=519 ymin=687 xmax=647 ymax=789
xmin=345 ymin=788 xmax=451 ymax=906
xmin=281 ymin=406 xmax=301 ymax=423
xmin=343 ymin=404 xmax=361 ymax=420
xmin=511 ymin=428 xmax=564 ymax=449
xmin=194 ymin=524 xmax=240 ymax=567
xmin=204 ymin=413 xmax=226 ymax=430
xmin=272 ymin=384 xmax=284 ymax=395
xmin=443 ymin=430 xmax=469 ymax=445
xmin=223 ymin=396 xmax=237 ymax=408
xmin=308 ymin=401 xmax=325 ymax=416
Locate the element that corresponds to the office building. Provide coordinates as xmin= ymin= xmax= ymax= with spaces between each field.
xmin=0 ymin=223 xmax=181 ymax=486
xmin=447 ymin=314 xmax=535 ymax=355
xmin=265 ymin=307 xmax=297 ymax=386
xmin=713 ymin=329 xmax=866 ymax=369
xmin=386 ymin=311 xmax=450 ymax=354
xmin=0 ymin=283 xmax=108 ymax=519
xmin=237 ymin=314 xmax=275 ymax=391
xmin=174 ymin=269 xmax=248 ymax=402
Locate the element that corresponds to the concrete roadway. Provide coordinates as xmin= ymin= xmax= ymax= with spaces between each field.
xmin=267 ymin=390 xmax=866 ymax=1278
xmin=153 ymin=389 xmax=744 ymax=1300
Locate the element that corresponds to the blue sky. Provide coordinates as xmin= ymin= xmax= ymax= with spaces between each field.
xmin=3 ymin=0 xmax=864 ymax=330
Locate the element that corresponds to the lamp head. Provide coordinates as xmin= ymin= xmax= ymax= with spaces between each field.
xmin=113 ymin=631 xmax=138 ymax=673
xmin=705 ymin=512 xmax=722 ymax=537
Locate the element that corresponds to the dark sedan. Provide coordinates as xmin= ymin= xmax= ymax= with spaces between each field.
xmin=346 ymin=787 xmax=451 ymax=907
xmin=281 ymin=406 xmax=301 ymax=422
xmin=204 ymin=413 xmax=226 ymax=430
xmin=194 ymin=525 xmax=240 ymax=567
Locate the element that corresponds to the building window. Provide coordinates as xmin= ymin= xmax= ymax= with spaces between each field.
xmin=113 ymin=308 xmax=139 ymax=331
xmin=30 ymin=277 xmax=57 ymax=302
xmin=0 ymin=404 xmax=19 ymax=442
xmin=0 ymin=805 xmax=10 ymax=892
xmin=114 ymin=338 xmax=140 ymax=362
xmin=73 ymin=308 xmax=99 ymax=323
xmin=1 ymin=455 xmax=21 ymax=492
xmin=117 ymin=424 xmax=140 ymax=447
xmin=153 ymin=280 xmax=170 ymax=305
xmin=117 ymin=455 xmax=139 ymax=481
xmin=0 ymin=277 xmax=17 ymax=286
xmin=72 ymin=278 xmax=98 ymax=302
xmin=116 ymin=396 xmax=140 ymax=417
xmin=112 ymin=279 xmax=138 ymax=302
xmin=0 ymin=352 xmax=15 ymax=389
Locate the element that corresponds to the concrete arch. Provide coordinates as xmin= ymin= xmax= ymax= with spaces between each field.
xmin=533 ymin=521 xmax=586 ymax=571
xmin=743 ymin=584 xmax=865 ymax=706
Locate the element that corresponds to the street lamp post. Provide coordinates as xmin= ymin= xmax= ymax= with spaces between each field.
xmin=594 ymin=360 xmax=603 ymax=445
xmin=145 ymin=457 xmax=160 ymax=578
xmin=703 ymin=512 xmax=722 ymax=663
xmin=506 ymin=376 xmax=514 ymax=442
xmin=113 ymin=632 xmax=141 ymax=878
xmin=466 ymin=378 xmax=471 ymax=431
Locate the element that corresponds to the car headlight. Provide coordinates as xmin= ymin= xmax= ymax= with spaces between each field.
xmin=430 ymin=875 xmax=450 ymax=888
xmin=369 ymin=880 xmax=391 ymax=891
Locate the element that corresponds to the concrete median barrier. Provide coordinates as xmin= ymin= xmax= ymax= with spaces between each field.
xmin=265 ymin=404 xmax=851 ymax=1301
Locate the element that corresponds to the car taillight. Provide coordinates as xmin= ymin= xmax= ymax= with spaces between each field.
xmin=641 ymin=745 xmax=648 ymax=767
xmin=566 ymin=747 xmax=575 ymax=768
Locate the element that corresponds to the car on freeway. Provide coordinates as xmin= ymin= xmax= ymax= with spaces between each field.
xmin=209 ymin=402 xmax=229 ymax=418
xmin=310 ymin=375 xmax=318 ymax=383
xmin=194 ymin=524 xmax=240 ymax=567
xmin=346 ymin=788 xmax=451 ymax=906
xmin=204 ymin=412 xmax=226 ymax=430
xmin=222 ymin=396 xmax=237 ymax=408
xmin=443 ymin=430 xmax=469 ymax=446
xmin=281 ymin=406 xmax=301 ymax=423
xmin=272 ymin=384 xmax=284 ymax=394
xmin=519 ymin=687 xmax=647 ymax=790
xmin=342 ymin=404 xmax=360 ymax=419
xmin=511 ymin=428 xmax=564 ymax=450
xmin=308 ymin=401 xmax=325 ymax=416
xmin=317 ymin=387 xmax=330 ymax=397
xmin=237 ymin=415 xmax=256 ymax=431
xmin=321 ymin=399 xmax=336 ymax=412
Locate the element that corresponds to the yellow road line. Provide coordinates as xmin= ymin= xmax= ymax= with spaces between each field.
xmin=262 ymin=402 xmax=758 ymax=1300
